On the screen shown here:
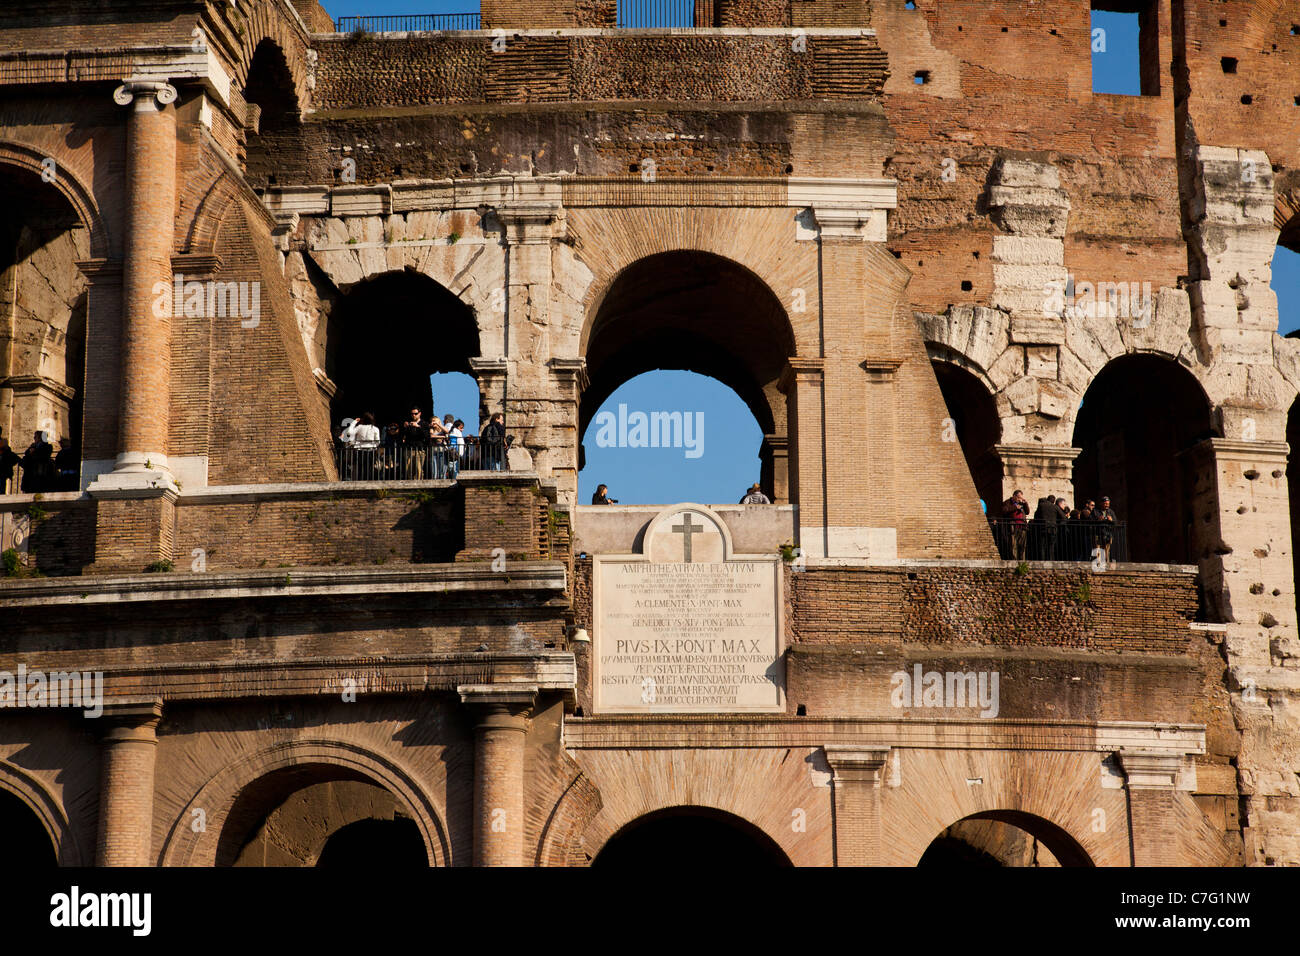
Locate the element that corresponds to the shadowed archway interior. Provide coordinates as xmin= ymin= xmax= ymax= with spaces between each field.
xmin=1072 ymin=354 xmax=1216 ymax=564
xmin=0 ymin=787 xmax=56 ymax=866
xmin=579 ymin=250 xmax=796 ymax=498
xmin=931 ymin=354 xmax=1002 ymax=509
xmin=326 ymin=271 xmax=480 ymax=429
xmin=218 ymin=765 xmax=432 ymax=867
xmin=592 ymin=806 xmax=792 ymax=867
xmin=918 ymin=810 xmax=1094 ymax=867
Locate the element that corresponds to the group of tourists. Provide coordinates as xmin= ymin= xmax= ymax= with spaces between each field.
xmin=996 ymin=489 xmax=1120 ymax=562
xmin=0 ymin=428 xmax=78 ymax=494
xmin=336 ymin=406 xmax=511 ymax=480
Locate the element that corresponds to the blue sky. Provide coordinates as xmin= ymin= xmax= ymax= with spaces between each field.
xmin=375 ymin=5 xmax=1300 ymax=503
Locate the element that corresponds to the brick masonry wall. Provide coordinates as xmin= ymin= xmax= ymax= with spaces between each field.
xmin=173 ymin=488 xmax=463 ymax=570
xmin=310 ymin=34 xmax=885 ymax=110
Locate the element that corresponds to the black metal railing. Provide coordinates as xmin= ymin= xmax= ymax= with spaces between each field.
xmin=617 ymin=0 xmax=710 ymax=27
xmin=988 ymin=517 xmax=1129 ymax=563
xmin=336 ymin=13 xmax=481 ymax=32
xmin=2 ymin=460 xmax=78 ymax=495
xmin=336 ymin=439 xmax=508 ymax=481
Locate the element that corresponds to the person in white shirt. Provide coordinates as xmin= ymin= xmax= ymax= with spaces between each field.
xmin=338 ymin=416 xmax=359 ymax=479
xmin=353 ymin=412 xmax=381 ymax=479
xmin=447 ymin=419 xmax=464 ymax=478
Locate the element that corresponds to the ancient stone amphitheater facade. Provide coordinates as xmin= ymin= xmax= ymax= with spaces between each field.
xmin=1 ymin=0 xmax=1298 ymax=866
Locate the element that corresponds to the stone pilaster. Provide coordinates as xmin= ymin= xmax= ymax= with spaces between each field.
xmin=987 ymin=158 xmax=1076 ymax=447
xmin=994 ymin=443 xmax=1081 ymax=504
xmin=1117 ymin=748 xmax=1183 ymax=867
xmin=495 ymin=202 xmax=568 ymax=492
xmin=780 ymin=357 xmax=827 ymax=558
xmin=91 ymin=78 xmax=179 ymax=493
xmin=823 ymin=745 xmax=890 ymax=866
xmin=96 ymin=698 xmax=163 ymax=867
xmin=760 ymin=433 xmax=789 ymax=504
xmin=459 ymin=684 xmax=536 ymax=867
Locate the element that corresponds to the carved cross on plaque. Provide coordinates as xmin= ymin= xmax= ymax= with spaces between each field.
xmin=672 ymin=512 xmax=704 ymax=562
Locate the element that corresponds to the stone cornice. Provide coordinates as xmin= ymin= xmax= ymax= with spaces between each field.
xmin=30 ymin=655 xmax=575 ymax=706
xmin=0 ymin=562 xmax=568 ymax=608
xmin=565 ymin=716 xmax=1206 ymax=753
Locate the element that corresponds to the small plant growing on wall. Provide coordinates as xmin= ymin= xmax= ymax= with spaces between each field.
xmin=144 ymin=559 xmax=175 ymax=573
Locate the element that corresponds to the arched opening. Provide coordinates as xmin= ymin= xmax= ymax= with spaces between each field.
xmin=241 ymin=39 xmax=301 ymax=186
xmin=580 ymin=251 xmax=795 ymax=505
xmin=930 ymin=352 xmax=1002 ymax=511
xmin=325 ymin=272 xmax=481 ymax=478
xmin=918 ymin=810 xmax=1093 ymax=867
xmin=580 ymin=370 xmax=763 ymax=504
xmin=218 ymin=766 xmax=432 ymax=867
xmin=592 ymin=806 xmax=791 ymax=867
xmin=0 ymin=164 xmax=87 ymax=493
xmin=315 ymin=817 xmax=427 ymax=867
xmin=0 ymin=788 xmax=56 ymax=866
xmin=1072 ymin=355 xmax=1215 ymax=563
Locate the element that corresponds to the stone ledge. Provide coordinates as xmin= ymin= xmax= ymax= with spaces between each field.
xmin=0 ymin=562 xmax=568 ymax=607
xmin=564 ymin=715 xmax=1205 ymax=752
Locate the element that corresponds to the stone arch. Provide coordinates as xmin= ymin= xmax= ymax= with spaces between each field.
xmin=883 ymin=750 xmax=1125 ymax=866
xmin=229 ymin=1 xmax=313 ymax=119
xmin=928 ymin=343 xmax=1002 ymax=509
xmin=0 ymin=142 xmax=109 ymax=259
xmin=0 ymin=760 xmax=85 ymax=866
xmin=592 ymin=805 xmax=794 ymax=867
xmin=918 ymin=809 xmax=1094 ymax=867
xmin=158 ymin=738 xmax=450 ymax=867
xmin=571 ymin=747 xmax=832 ymax=866
xmin=578 ymin=248 xmax=796 ymax=445
xmin=302 ymin=212 xmax=502 ymax=352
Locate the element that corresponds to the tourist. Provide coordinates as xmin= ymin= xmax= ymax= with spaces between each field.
xmin=480 ymin=412 xmax=506 ymax=471
xmin=1033 ymin=493 xmax=1059 ymax=560
xmin=592 ymin=484 xmax=616 ymax=505
xmin=427 ymin=414 xmax=448 ymax=478
xmin=54 ymin=439 xmax=78 ymax=491
xmin=447 ymin=419 xmax=465 ymax=478
xmin=740 ymin=483 xmax=770 ymax=504
xmin=0 ymin=432 xmax=19 ymax=495
xmin=1000 ymin=489 xmax=1028 ymax=560
xmin=20 ymin=430 xmax=53 ymax=493
xmin=1095 ymin=495 xmax=1118 ymax=563
xmin=401 ymin=406 xmax=426 ymax=479
xmin=382 ymin=422 xmax=403 ymax=479
xmin=352 ymin=412 xmax=381 ymax=480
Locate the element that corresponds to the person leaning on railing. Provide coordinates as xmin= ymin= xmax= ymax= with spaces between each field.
xmin=352 ymin=412 xmax=381 ymax=480
xmin=0 ymin=432 xmax=19 ymax=495
xmin=479 ymin=412 xmax=506 ymax=471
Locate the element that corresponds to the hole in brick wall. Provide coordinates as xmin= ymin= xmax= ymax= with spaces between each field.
xmin=1051 ymin=29 xmax=1058 ymax=36
xmin=1294 ymin=96 xmax=1299 ymax=106
xmin=905 ymin=0 xmax=915 ymax=8
xmin=784 ymin=163 xmax=794 ymax=173
xmin=1293 ymin=24 xmax=1299 ymax=35
xmin=393 ymin=164 xmax=402 ymax=177
xmin=892 ymin=250 xmax=902 ymax=258
xmin=914 ymin=71 xmax=930 ymax=85
xmin=972 ymin=250 xmax=980 ymax=259
xmin=1222 ymin=56 xmax=1238 ymax=73
xmin=1001 ymin=26 xmax=1008 ymax=32
xmin=1242 ymin=94 xmax=1253 ymax=105
xmin=796 ymin=704 xmax=807 ymax=716
xmin=267 ymin=173 xmax=277 ymax=185
xmin=961 ymin=280 xmax=973 ymax=291
xmin=1220 ymin=18 xmax=1227 ymax=26
xmin=628 ymin=162 xmax=638 ymax=173
xmin=459 ymin=162 xmax=472 ymax=174
xmin=574 ymin=706 xmax=585 ymax=716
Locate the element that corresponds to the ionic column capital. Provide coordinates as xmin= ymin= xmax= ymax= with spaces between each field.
xmin=113 ymin=79 xmax=178 ymax=112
